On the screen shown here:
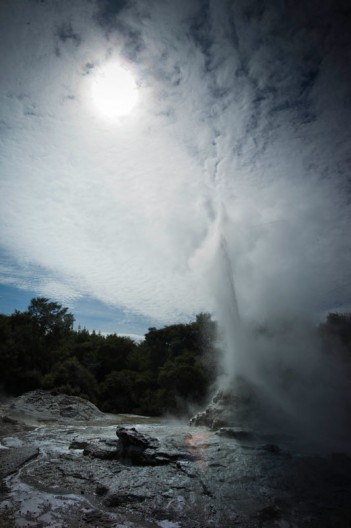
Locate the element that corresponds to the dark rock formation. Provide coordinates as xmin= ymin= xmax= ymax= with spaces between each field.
xmin=190 ymin=388 xmax=253 ymax=430
xmin=69 ymin=439 xmax=89 ymax=450
xmin=116 ymin=426 xmax=160 ymax=450
xmin=95 ymin=484 xmax=109 ymax=496
xmin=81 ymin=426 xmax=194 ymax=466
xmin=83 ymin=441 xmax=120 ymax=460
xmin=115 ymin=426 xmax=159 ymax=464
xmin=103 ymin=491 xmax=148 ymax=507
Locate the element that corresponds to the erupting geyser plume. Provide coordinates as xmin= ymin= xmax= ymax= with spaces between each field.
xmin=213 ymin=213 xmax=243 ymax=387
xmin=199 ymin=198 xmax=351 ymax=449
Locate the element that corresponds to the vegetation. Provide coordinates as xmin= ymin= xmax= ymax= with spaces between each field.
xmin=1 ymin=298 xmax=350 ymax=416
xmin=0 ymin=298 xmax=219 ymax=416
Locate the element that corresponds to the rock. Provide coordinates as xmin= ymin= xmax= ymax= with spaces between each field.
xmin=1 ymin=415 xmax=19 ymax=425
xmin=104 ymin=491 xmax=148 ymax=507
xmin=116 ymin=426 xmax=160 ymax=450
xmin=0 ymin=405 xmax=34 ymax=439
xmin=95 ymin=484 xmax=109 ymax=496
xmin=216 ymin=427 xmax=253 ymax=439
xmin=0 ymin=447 xmax=39 ymax=479
xmin=115 ymin=426 xmax=162 ymax=465
xmin=211 ymin=418 xmax=233 ymax=430
xmin=190 ymin=385 xmax=254 ymax=430
xmin=5 ymin=390 xmax=104 ymax=423
xmin=83 ymin=441 xmax=120 ymax=460
xmin=3 ymin=419 xmax=351 ymax=528
xmin=82 ymin=509 xmax=113 ymax=525
xmin=262 ymin=443 xmax=282 ymax=454
xmin=82 ymin=426 xmax=194 ymax=466
xmin=69 ymin=439 xmax=89 ymax=450
xmin=256 ymin=504 xmax=282 ymax=523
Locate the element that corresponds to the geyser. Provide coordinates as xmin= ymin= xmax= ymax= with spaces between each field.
xmin=201 ymin=203 xmax=351 ymax=449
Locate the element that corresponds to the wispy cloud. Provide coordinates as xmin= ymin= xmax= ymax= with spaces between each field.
xmin=0 ymin=0 xmax=350 ymax=330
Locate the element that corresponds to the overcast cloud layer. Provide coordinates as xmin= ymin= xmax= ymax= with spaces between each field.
xmin=1 ymin=0 xmax=351 ymax=330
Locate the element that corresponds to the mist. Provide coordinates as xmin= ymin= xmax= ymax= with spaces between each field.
xmin=199 ymin=200 xmax=351 ymax=447
xmin=192 ymin=190 xmax=351 ymax=446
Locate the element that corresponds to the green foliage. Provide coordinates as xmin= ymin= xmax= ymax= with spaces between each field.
xmin=28 ymin=297 xmax=74 ymax=343
xmin=43 ymin=357 xmax=98 ymax=402
xmin=2 ymin=297 xmax=350 ymax=416
xmin=0 ymin=298 xmax=218 ymax=415
xmin=158 ymin=354 xmax=209 ymax=414
xmin=99 ymin=369 xmax=136 ymax=412
xmin=95 ymin=335 xmax=135 ymax=381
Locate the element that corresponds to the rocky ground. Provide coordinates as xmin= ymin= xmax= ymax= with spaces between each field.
xmin=0 ymin=391 xmax=351 ymax=527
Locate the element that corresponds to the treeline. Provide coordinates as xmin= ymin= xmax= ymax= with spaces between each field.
xmin=1 ymin=297 xmax=350 ymax=416
xmin=0 ymin=298 xmax=219 ymax=416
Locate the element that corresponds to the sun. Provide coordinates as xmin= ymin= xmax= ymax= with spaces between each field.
xmin=91 ymin=62 xmax=139 ymax=119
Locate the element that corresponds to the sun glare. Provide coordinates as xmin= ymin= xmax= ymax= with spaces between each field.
xmin=91 ymin=62 xmax=139 ymax=119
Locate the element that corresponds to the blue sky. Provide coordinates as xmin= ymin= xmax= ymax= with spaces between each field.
xmin=0 ymin=283 xmax=154 ymax=338
xmin=1 ymin=0 xmax=351 ymax=338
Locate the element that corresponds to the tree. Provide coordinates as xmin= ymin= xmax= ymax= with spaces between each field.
xmin=0 ymin=300 xmax=219 ymax=415
xmin=95 ymin=335 xmax=136 ymax=381
xmin=43 ymin=357 xmax=98 ymax=402
xmin=28 ymin=297 xmax=74 ymax=343
xmin=0 ymin=311 xmax=44 ymax=393
xmin=99 ymin=369 xmax=138 ymax=412
xmin=158 ymin=354 xmax=209 ymax=413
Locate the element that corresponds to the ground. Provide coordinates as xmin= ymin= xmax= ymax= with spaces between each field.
xmin=0 ymin=392 xmax=351 ymax=527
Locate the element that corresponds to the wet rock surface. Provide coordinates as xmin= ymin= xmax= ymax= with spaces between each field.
xmin=0 ymin=447 xmax=39 ymax=479
xmin=0 ymin=404 xmax=34 ymax=440
xmin=0 ymin=392 xmax=351 ymax=527
xmin=73 ymin=425 xmax=199 ymax=468
xmin=69 ymin=424 xmax=192 ymax=466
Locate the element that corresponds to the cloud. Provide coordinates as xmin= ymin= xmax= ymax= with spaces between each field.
xmin=0 ymin=0 xmax=351 ymax=332
xmin=95 ymin=0 xmax=131 ymax=29
xmin=55 ymin=22 xmax=82 ymax=57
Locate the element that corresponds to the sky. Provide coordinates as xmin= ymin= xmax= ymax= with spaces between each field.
xmin=1 ymin=0 xmax=351 ymax=338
